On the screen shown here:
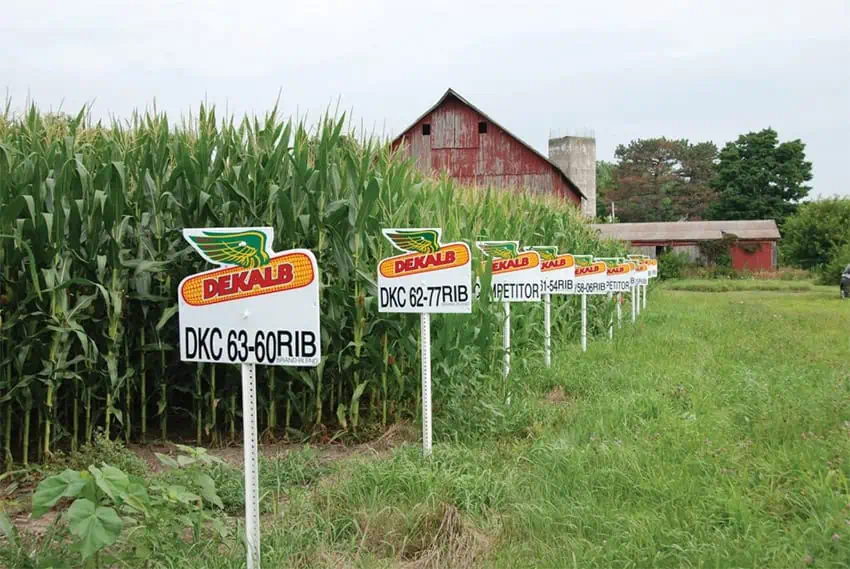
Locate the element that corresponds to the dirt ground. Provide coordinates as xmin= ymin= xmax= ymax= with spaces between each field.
xmin=1 ymin=422 xmax=418 ymax=540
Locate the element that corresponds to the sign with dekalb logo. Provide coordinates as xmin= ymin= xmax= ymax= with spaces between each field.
xmin=646 ymin=258 xmax=658 ymax=278
xmin=178 ymin=227 xmax=321 ymax=366
xmin=477 ymin=241 xmax=541 ymax=302
xmin=601 ymin=258 xmax=633 ymax=293
xmin=628 ymin=255 xmax=650 ymax=285
xmin=378 ymin=228 xmax=472 ymax=313
xmin=527 ymin=246 xmax=575 ymax=295
xmin=573 ymin=255 xmax=608 ymax=295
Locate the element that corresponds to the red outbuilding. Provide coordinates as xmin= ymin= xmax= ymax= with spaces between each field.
xmin=391 ymin=88 xmax=586 ymax=208
xmin=591 ymin=220 xmax=781 ymax=272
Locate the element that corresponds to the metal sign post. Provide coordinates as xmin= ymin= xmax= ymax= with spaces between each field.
xmin=503 ymin=301 xmax=511 ymax=377
xmin=597 ymin=257 xmax=631 ymax=337
xmin=574 ymin=256 xmax=608 ymax=352
xmin=631 ymin=284 xmax=637 ymax=323
xmin=178 ymin=227 xmax=322 ymax=569
xmin=636 ymin=284 xmax=641 ymax=317
xmin=526 ymin=246 xmax=575 ymax=368
xmin=420 ymin=313 xmax=433 ymax=456
xmin=476 ymin=241 xmax=542 ymax=377
xmin=543 ymin=294 xmax=551 ymax=367
xmin=617 ymin=293 xmax=622 ymax=328
xmin=378 ymin=228 xmax=472 ymax=456
xmin=581 ymin=293 xmax=587 ymax=352
xmin=240 ymin=363 xmax=261 ymax=569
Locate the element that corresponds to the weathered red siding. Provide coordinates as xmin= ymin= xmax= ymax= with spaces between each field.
xmin=393 ymin=95 xmax=581 ymax=205
xmin=730 ymin=241 xmax=775 ymax=271
xmin=631 ymin=239 xmax=778 ymax=271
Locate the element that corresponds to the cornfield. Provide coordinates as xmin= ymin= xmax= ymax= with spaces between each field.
xmin=0 ymin=104 xmax=623 ymax=467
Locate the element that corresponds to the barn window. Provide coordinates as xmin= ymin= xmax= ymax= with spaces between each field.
xmin=478 ymin=121 xmax=488 ymax=134
xmin=422 ymin=123 xmax=431 ymax=136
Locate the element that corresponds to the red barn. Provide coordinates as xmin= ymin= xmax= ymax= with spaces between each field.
xmin=591 ymin=220 xmax=781 ymax=272
xmin=391 ymin=88 xmax=586 ymax=207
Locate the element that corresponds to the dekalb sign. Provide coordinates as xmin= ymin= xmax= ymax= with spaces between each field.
xmin=574 ymin=255 xmax=608 ymax=295
xmin=178 ymin=227 xmax=321 ymax=366
xmin=378 ymin=228 xmax=472 ymax=313
xmin=477 ymin=241 xmax=542 ymax=302
xmin=528 ymin=246 xmax=576 ymax=295
xmin=605 ymin=259 xmax=633 ymax=293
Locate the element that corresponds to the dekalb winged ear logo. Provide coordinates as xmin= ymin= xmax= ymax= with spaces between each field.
xmin=384 ymin=229 xmax=441 ymax=254
xmin=180 ymin=227 xmax=315 ymax=306
xmin=527 ymin=246 xmax=558 ymax=261
xmin=186 ymin=230 xmax=271 ymax=268
xmin=379 ymin=228 xmax=469 ymax=278
xmin=477 ymin=242 xmax=519 ymax=259
xmin=477 ymin=241 xmax=539 ymax=274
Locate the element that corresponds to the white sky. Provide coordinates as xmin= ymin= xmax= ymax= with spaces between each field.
xmin=3 ymin=0 xmax=848 ymax=196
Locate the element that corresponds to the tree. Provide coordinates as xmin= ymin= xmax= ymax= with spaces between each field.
xmin=709 ymin=128 xmax=812 ymax=224
xmin=781 ymin=197 xmax=850 ymax=281
xmin=605 ymin=138 xmax=718 ymax=222
xmin=595 ymin=160 xmax=616 ymax=219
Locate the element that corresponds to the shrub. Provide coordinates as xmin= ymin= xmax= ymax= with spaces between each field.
xmin=656 ymin=251 xmax=690 ymax=280
xmin=698 ymin=235 xmax=735 ymax=268
xmin=818 ymin=242 xmax=850 ymax=285
xmin=782 ymin=196 xmax=850 ymax=271
xmin=48 ymin=433 xmax=147 ymax=479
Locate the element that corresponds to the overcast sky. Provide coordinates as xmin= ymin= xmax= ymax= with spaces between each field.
xmin=3 ymin=0 xmax=848 ymax=196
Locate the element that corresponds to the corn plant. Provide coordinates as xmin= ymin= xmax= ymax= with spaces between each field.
xmin=0 ymin=104 xmax=624 ymax=467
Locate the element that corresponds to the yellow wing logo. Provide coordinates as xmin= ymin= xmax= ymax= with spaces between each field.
xmin=383 ymin=229 xmax=441 ymax=254
xmin=186 ymin=230 xmax=271 ymax=268
xmin=477 ymin=242 xmax=519 ymax=259
xmin=528 ymin=246 xmax=558 ymax=261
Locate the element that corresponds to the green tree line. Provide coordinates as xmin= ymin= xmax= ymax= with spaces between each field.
xmin=597 ymin=128 xmax=813 ymax=226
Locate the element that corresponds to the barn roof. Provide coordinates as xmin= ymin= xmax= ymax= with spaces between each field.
xmin=392 ymin=88 xmax=586 ymax=200
xmin=591 ymin=220 xmax=781 ymax=242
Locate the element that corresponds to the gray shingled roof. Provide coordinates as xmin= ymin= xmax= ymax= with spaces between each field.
xmin=591 ymin=220 xmax=781 ymax=242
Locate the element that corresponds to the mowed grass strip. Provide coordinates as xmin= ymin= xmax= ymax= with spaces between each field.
xmin=663 ymin=278 xmax=832 ymax=293
xmin=8 ymin=289 xmax=845 ymax=568
xmin=243 ymin=289 xmax=848 ymax=568
xmin=487 ymin=289 xmax=849 ymax=568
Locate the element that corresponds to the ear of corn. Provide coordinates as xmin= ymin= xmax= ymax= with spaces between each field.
xmin=0 ymin=105 xmax=624 ymax=465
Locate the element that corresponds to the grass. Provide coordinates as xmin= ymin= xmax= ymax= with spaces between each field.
xmin=663 ymin=278 xmax=826 ymax=293
xmin=3 ymin=287 xmax=849 ymax=568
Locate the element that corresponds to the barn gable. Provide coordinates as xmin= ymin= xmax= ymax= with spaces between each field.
xmin=392 ymin=89 xmax=585 ymax=205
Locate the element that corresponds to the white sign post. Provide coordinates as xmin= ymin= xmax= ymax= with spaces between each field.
xmin=581 ymin=293 xmax=588 ymax=351
xmin=574 ymin=256 xmax=608 ymax=352
xmin=628 ymin=261 xmax=637 ymax=324
xmin=378 ymin=228 xmax=472 ymax=456
xmin=178 ymin=227 xmax=321 ymax=569
xmin=527 ymin=246 xmax=575 ymax=368
xmin=645 ymin=258 xmax=658 ymax=310
xmin=633 ymin=260 xmax=649 ymax=318
xmin=598 ymin=257 xmax=632 ymax=340
xmin=503 ymin=301 xmax=511 ymax=377
xmin=629 ymin=255 xmax=650 ymax=316
xmin=632 ymin=281 xmax=637 ymax=323
xmin=477 ymin=241 xmax=542 ymax=376
xmin=617 ymin=293 xmax=622 ymax=328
